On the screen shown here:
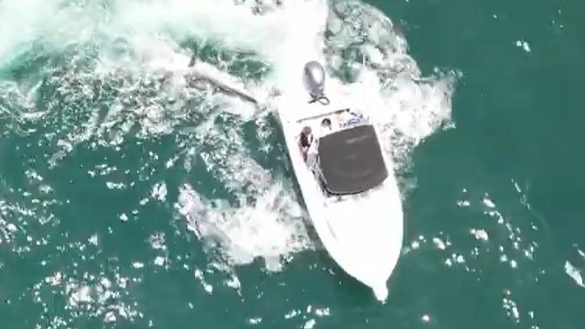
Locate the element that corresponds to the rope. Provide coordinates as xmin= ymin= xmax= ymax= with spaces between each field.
xmin=308 ymin=94 xmax=330 ymax=105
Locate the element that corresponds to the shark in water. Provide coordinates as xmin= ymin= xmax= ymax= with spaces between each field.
xmin=183 ymin=53 xmax=281 ymax=119
xmin=185 ymin=53 xmax=261 ymax=105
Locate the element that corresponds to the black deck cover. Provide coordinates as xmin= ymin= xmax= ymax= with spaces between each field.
xmin=317 ymin=124 xmax=388 ymax=195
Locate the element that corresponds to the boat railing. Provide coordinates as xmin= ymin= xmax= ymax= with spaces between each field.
xmin=296 ymin=108 xmax=350 ymax=123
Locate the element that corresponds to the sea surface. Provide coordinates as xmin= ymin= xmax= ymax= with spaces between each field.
xmin=1 ymin=0 xmax=584 ymax=328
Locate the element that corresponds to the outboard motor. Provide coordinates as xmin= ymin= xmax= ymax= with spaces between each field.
xmin=303 ymin=61 xmax=330 ymax=105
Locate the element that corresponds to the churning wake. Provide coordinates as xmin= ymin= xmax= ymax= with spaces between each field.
xmin=0 ymin=0 xmax=456 ymax=286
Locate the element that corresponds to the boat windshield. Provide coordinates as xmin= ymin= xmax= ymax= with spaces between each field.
xmin=317 ymin=124 xmax=388 ymax=195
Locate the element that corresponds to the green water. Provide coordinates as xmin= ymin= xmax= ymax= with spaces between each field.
xmin=1 ymin=0 xmax=584 ymax=328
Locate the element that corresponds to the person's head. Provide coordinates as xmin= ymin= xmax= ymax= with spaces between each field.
xmin=302 ymin=126 xmax=312 ymax=135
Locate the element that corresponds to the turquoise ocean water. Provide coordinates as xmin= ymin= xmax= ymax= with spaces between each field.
xmin=1 ymin=0 xmax=584 ymax=328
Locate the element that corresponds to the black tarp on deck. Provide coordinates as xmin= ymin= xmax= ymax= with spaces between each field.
xmin=317 ymin=124 xmax=388 ymax=195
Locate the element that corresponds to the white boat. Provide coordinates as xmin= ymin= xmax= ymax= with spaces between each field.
xmin=275 ymin=61 xmax=404 ymax=301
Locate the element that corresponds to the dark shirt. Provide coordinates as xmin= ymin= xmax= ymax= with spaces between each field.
xmin=299 ymin=133 xmax=311 ymax=148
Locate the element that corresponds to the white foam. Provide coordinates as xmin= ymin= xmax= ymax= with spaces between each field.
xmin=0 ymin=0 xmax=456 ymax=278
xmin=0 ymin=0 xmax=55 ymax=63
xmin=175 ymin=182 xmax=308 ymax=269
xmin=565 ymin=261 xmax=585 ymax=288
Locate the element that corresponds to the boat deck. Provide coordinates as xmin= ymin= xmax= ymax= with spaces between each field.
xmin=282 ymin=86 xmax=369 ymax=142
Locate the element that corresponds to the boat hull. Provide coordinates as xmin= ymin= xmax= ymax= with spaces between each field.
xmin=274 ymin=83 xmax=404 ymax=301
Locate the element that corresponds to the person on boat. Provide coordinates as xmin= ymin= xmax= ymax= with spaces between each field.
xmin=299 ymin=126 xmax=313 ymax=161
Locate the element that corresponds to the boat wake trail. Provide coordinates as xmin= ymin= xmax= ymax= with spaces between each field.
xmin=0 ymin=0 xmax=457 ymax=303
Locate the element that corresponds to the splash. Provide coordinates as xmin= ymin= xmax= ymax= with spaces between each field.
xmin=0 ymin=0 xmax=456 ymax=279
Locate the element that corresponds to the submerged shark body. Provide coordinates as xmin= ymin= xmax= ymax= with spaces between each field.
xmin=185 ymin=54 xmax=260 ymax=105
